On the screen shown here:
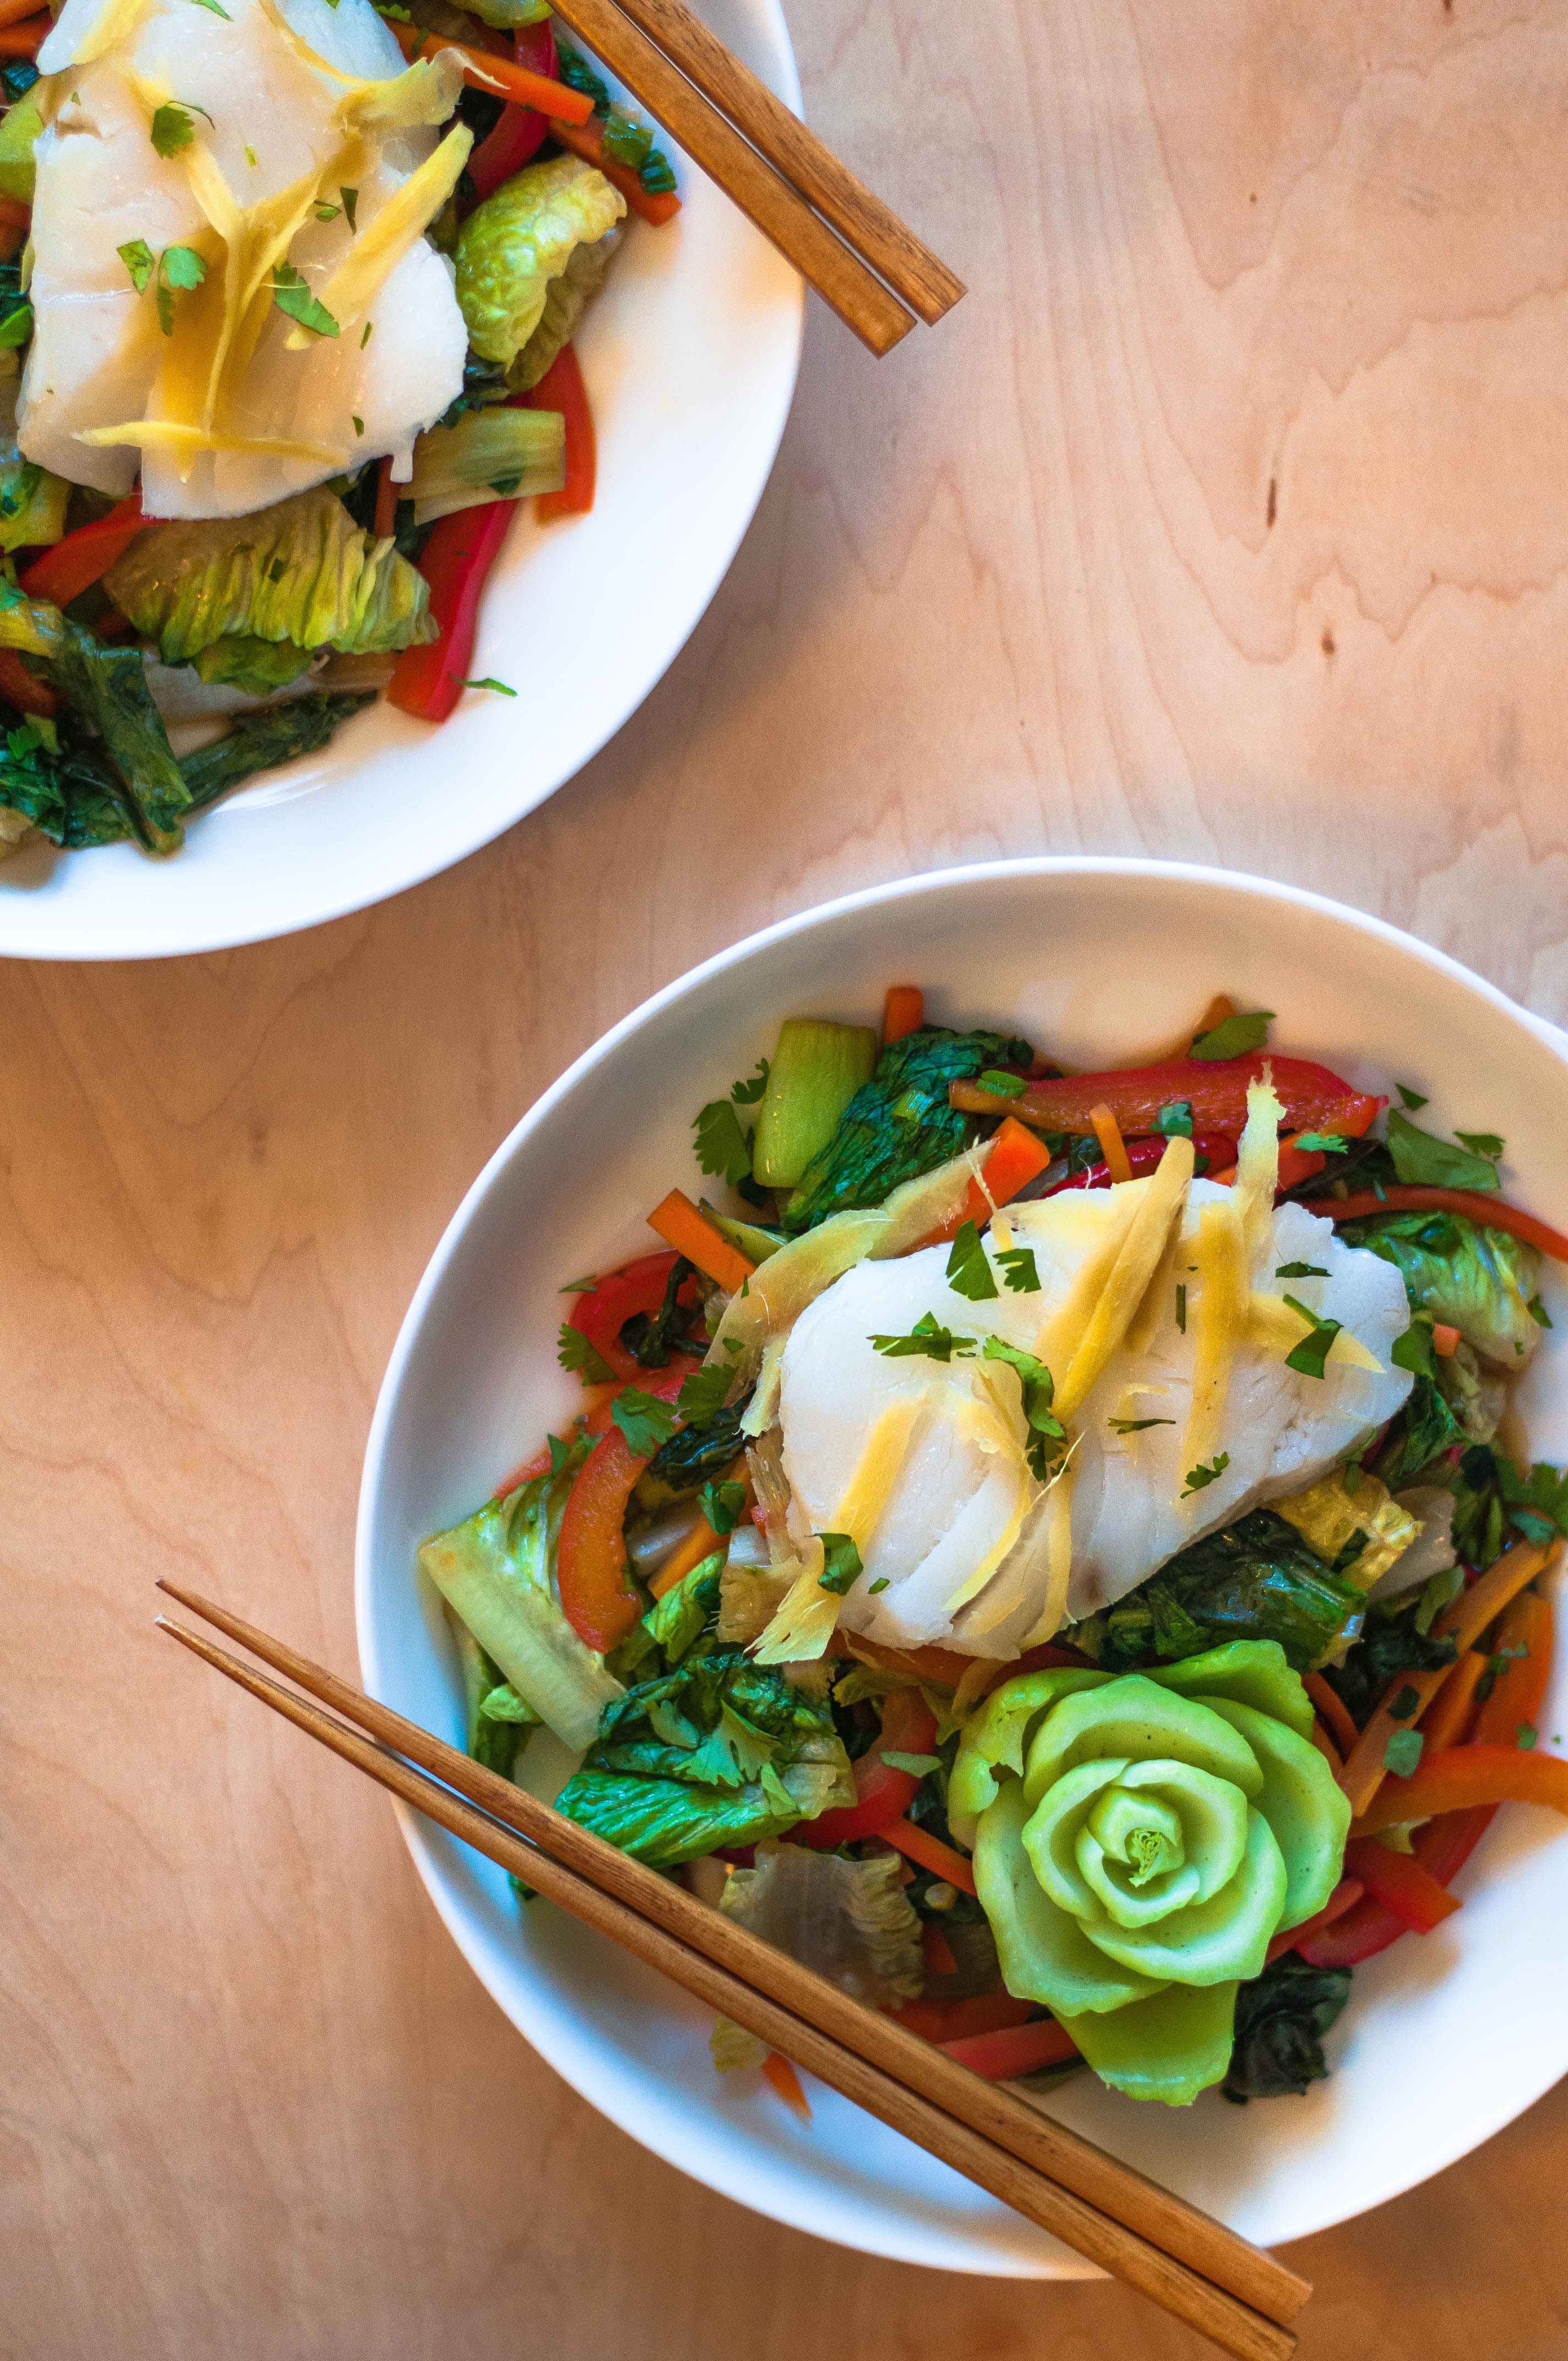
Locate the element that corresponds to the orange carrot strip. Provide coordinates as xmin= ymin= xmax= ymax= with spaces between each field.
xmin=0 ymin=0 xmax=44 ymax=27
xmin=0 ymin=17 xmax=46 ymax=56
xmin=1340 ymin=1541 xmax=1554 ymax=1816
xmin=390 ymin=19 xmax=592 ymax=117
xmin=882 ymin=1816 xmax=978 ymax=1895
xmin=1328 ymin=1187 xmax=1568 ymax=1264
xmin=1433 ymin=1323 xmax=1461 ymax=1358
xmin=882 ymin=985 xmax=923 ymax=1045
xmin=760 ymin=2052 xmax=812 ymax=2118
xmin=1309 ymin=1720 xmax=1344 ymax=1775
xmin=1422 ymin=1650 xmax=1487 ymax=1755
xmin=647 ymin=1188 xmax=755 ymax=1294
xmin=922 ymin=1117 xmax=1054 ymax=1248
xmin=1352 ymin=1743 xmax=1568 ymax=1835
xmin=551 ymin=115 xmax=681 ymax=224
xmin=1088 ymin=1102 xmax=1132 ymax=1185
xmin=1304 ymin=1671 xmax=1359 ymax=1759
xmin=1473 ymin=1589 xmax=1553 ymax=1749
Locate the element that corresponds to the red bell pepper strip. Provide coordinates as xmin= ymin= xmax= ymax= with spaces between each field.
xmin=1327 ymin=1186 xmax=1568 ymax=1264
xmin=1265 ymin=1876 xmax=1364 ymax=1963
xmin=0 ymin=19 xmax=46 ymax=58
xmin=1353 ymin=1743 xmax=1568 ymax=1834
xmin=952 ymin=1053 xmax=1381 ymax=1144
xmin=523 ymin=344 xmax=596 ymax=521
xmin=555 ymin=1359 xmax=696 ymax=1649
xmin=564 ymin=1249 xmax=699 ymax=1385
xmin=551 ymin=114 xmax=681 ymax=225
xmin=1343 ymin=1836 xmax=1461 ymax=1933
xmin=798 ymin=1688 xmax=938 ymax=1849
xmin=1472 ymin=1590 xmax=1554 ymax=1750
xmin=465 ymin=19 xmax=557 ymax=202
xmin=19 ymin=494 xmax=143 ymax=608
xmin=1295 ymin=1890 xmax=1406 ymax=1968
xmin=1412 ymin=1802 xmax=1498 ymax=1887
xmin=388 ymin=499 xmax=514 ymax=722
xmin=0 ymin=648 xmax=55 ymax=717
xmin=938 ymin=2016 xmax=1079 ymax=2079
xmin=390 ymin=18 xmax=592 ymax=118
xmin=919 ymin=1917 xmax=957 ymax=1978
xmin=1041 ymin=1129 xmax=1238 ymax=1197
xmin=894 ymin=1991 xmax=1038 ymax=2043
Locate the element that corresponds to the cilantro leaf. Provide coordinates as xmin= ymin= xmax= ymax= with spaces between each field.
xmin=1181 ymin=1452 xmax=1231 ymax=1497
xmin=1528 ymin=1296 xmax=1552 ymax=1329
xmin=118 ymin=238 xmax=155 ymax=293
xmin=1455 ymin=1131 xmax=1504 ymax=1158
xmin=560 ymin=1275 xmax=598 ymax=1294
xmin=187 ymin=0 xmax=231 ymax=16
xmin=1388 ymin=1683 xmax=1421 ymax=1720
xmin=1517 ymin=1722 xmax=1538 ymax=1750
xmin=977 ymin=1069 xmax=1026 ymax=1098
xmin=1292 ymin=1133 xmax=1348 ymax=1155
xmin=730 ymin=1058 xmax=769 ymax=1106
xmin=1176 ymin=1283 xmax=1187 ymax=1332
xmin=451 ymin=676 xmax=515 ymax=695
xmin=1396 ymin=1083 xmax=1429 ymax=1110
xmin=155 ymin=244 xmax=206 ymax=333
xmin=870 ymin=1312 xmax=975 ymax=1364
xmin=698 ymin=1478 xmax=747 ymax=1536
xmin=1282 ymin=1294 xmax=1343 ymax=1380
xmin=1108 ymin=1416 xmax=1175 ymax=1434
xmin=1391 ymin=1315 xmax=1438 ymax=1380
xmin=1386 ymin=1109 xmax=1501 ymax=1192
xmin=352 ymin=414 xmax=364 ymax=437
xmin=547 ymin=1433 xmax=570 ymax=1478
xmin=1155 ymin=1100 xmax=1194 ymax=1138
xmin=1382 ymin=1728 xmax=1424 ymax=1777
xmin=610 ymin=1386 xmax=680 ymax=1457
xmin=816 ymin=1532 xmax=863 ymax=1596
xmin=981 ymin=1336 xmax=1065 ymax=1478
xmin=314 ymin=200 xmax=341 ymax=223
xmin=996 ymin=1244 xmax=1040 ymax=1294
xmin=340 ymin=185 xmax=358 ymax=231
xmin=557 ymin=1323 xmax=614 ymax=1385
xmin=868 ymin=1576 xmax=890 ymax=1593
xmin=676 ymin=1362 xmax=732 ymax=1428
xmin=270 ymin=260 xmax=339 ymax=338
xmin=150 ymin=103 xmax=197 ymax=157
xmin=693 ymin=1063 xmax=770 ymax=1192
xmin=945 ymin=1218 xmax=998 ymax=1303
xmin=1276 ymin=1263 xmax=1329 ymax=1279
xmin=360 ymin=319 xmax=373 ymax=347
xmin=1189 ymin=1010 xmax=1274 ymax=1062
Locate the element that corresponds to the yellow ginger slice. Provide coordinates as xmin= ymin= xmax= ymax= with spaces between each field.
xmin=1178 ymin=1195 xmax=1249 ymax=1491
xmin=1049 ymin=1135 xmax=1195 ymax=1422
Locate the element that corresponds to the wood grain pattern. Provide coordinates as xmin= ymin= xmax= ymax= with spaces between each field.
xmin=5 ymin=1 xmax=1568 ymax=2356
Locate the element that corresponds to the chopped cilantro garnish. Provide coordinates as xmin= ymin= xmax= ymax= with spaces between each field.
xmin=150 ymin=102 xmax=208 ymax=158
xmin=981 ymin=1336 xmax=1064 ymax=1478
xmin=1276 ymin=1263 xmax=1329 ymax=1279
xmin=1455 ymin=1131 xmax=1504 ymax=1158
xmin=698 ymin=1478 xmax=747 ymax=1536
xmin=1189 ymin=1010 xmax=1274 ymax=1062
xmin=995 ymin=1243 xmax=1040 ymax=1294
xmin=1518 ymin=1722 xmax=1538 ymax=1749
xmin=351 ymin=414 xmax=364 ymax=437
xmin=452 ymin=676 xmax=516 ymax=695
xmin=816 ymin=1532 xmax=862 ymax=1595
xmin=1382 ymin=1728 xmax=1424 ymax=1778
xmin=945 ymin=1218 xmax=998 ymax=1303
xmin=609 ymin=1386 xmax=680 ymax=1457
xmin=872 ymin=1312 xmax=974 ymax=1364
xmin=693 ymin=1059 xmax=770 ymax=1192
xmin=1396 ymin=1083 xmax=1428 ymax=1110
xmin=341 ymin=186 xmax=358 ymax=232
xmin=557 ymin=1323 xmax=613 ymax=1385
xmin=1292 ymin=1133 xmax=1347 ymax=1155
xmin=868 ymin=1577 xmax=890 ymax=1593
xmin=270 ymin=260 xmax=339 ymax=338
xmin=118 ymin=239 xmax=156 ymax=295
xmin=1388 ymin=1683 xmax=1421 ymax=1721
xmin=1155 ymin=1100 xmax=1194 ymax=1138
xmin=1181 ymin=1452 xmax=1230 ymax=1497
xmin=676 ymin=1361 xmax=732 ymax=1428
xmin=1175 ymin=1283 xmax=1186 ymax=1332
xmin=1282 ymin=1294 xmax=1343 ymax=1380
xmin=1108 ymin=1416 xmax=1175 ymax=1434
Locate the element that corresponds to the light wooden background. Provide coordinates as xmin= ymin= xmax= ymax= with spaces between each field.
xmin=7 ymin=2 xmax=1568 ymax=2354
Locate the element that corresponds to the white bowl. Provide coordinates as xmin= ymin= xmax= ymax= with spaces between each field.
xmin=357 ymin=858 xmax=1568 ymax=2273
xmin=0 ymin=0 xmax=802 ymax=962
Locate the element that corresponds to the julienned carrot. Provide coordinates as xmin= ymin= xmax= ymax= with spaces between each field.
xmin=647 ymin=1188 xmax=755 ymax=1295
xmin=390 ymin=18 xmax=592 ymax=119
xmin=551 ymin=115 xmax=681 ymax=225
xmin=938 ymin=2017 xmax=1079 ymax=2079
xmin=1088 ymin=1102 xmax=1133 ymax=1185
xmin=0 ymin=17 xmax=46 ymax=57
xmin=760 ymin=2052 xmax=812 ymax=2118
xmin=882 ymin=985 xmax=924 ymax=1045
xmin=1422 ymin=1651 xmax=1486 ymax=1754
xmin=1309 ymin=1721 xmax=1343 ymax=1776
xmin=1327 ymin=1186 xmax=1568 ymax=1264
xmin=1433 ymin=1323 xmax=1461 ymax=1358
xmin=882 ymin=1816 xmax=978 ymax=1896
xmin=1304 ymin=1672 xmax=1358 ymax=1759
xmin=650 ymin=1456 xmax=750 ymax=1598
xmin=1338 ymin=1539 xmax=1553 ymax=1816
xmin=923 ymin=1116 xmax=1054 ymax=1247
xmin=1352 ymin=1744 xmax=1568 ymax=1835
xmin=1472 ymin=1588 xmax=1554 ymax=1749
xmin=0 ymin=0 xmax=45 ymax=29
xmin=1343 ymin=1835 xmax=1461 ymax=1933
xmin=843 ymin=1633 xmax=973 ymax=1686
xmin=1266 ymin=1876 xmax=1363 ymax=1964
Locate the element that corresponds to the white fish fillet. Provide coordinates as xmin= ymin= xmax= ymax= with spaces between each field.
xmin=20 ymin=0 xmax=467 ymax=517
xmin=777 ymin=1180 xmax=1414 ymax=1659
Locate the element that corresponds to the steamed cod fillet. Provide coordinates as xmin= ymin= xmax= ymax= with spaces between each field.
xmin=776 ymin=1179 xmax=1414 ymax=1659
xmin=21 ymin=0 xmax=467 ymax=517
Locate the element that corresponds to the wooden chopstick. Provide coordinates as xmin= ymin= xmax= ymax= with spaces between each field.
xmin=156 ymin=1581 xmax=1308 ymax=2348
xmin=156 ymin=1612 xmax=1295 ymax=2361
xmin=585 ymin=0 xmax=963 ymax=327
xmin=542 ymin=0 xmax=921 ymax=356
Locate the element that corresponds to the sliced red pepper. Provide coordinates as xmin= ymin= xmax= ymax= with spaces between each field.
xmin=892 ymin=1991 xmax=1037 ymax=2043
xmin=920 ymin=1918 xmax=957 ymax=1978
xmin=564 ymin=1249 xmax=700 ymax=1384
xmin=465 ymin=19 xmax=557 ymax=203
xmin=1343 ymin=1835 xmax=1461 ymax=1933
xmin=555 ymin=1359 xmax=698 ymax=1648
xmin=798 ymin=1688 xmax=938 ymax=1849
xmin=1295 ymin=1891 xmax=1406 ymax=1968
xmin=1042 ymin=1130 xmax=1238 ymax=1196
xmin=954 ymin=1054 xmax=1381 ymax=1144
xmin=388 ymin=498 xmax=514 ymax=722
xmin=524 ymin=344 xmax=595 ymax=521
xmin=1412 ymin=1803 xmax=1498 ymax=1887
xmin=939 ymin=2017 xmax=1079 ymax=2079
xmin=19 ymin=494 xmax=143 ymax=609
xmin=1265 ymin=1876 xmax=1364 ymax=1964
xmin=1327 ymin=1186 xmax=1568 ymax=1264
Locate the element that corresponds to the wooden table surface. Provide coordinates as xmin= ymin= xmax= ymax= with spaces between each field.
xmin=8 ymin=3 xmax=1568 ymax=2354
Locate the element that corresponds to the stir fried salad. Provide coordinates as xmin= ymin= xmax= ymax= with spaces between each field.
xmin=424 ymin=991 xmax=1568 ymax=2110
xmin=0 ymin=0 xmax=673 ymax=861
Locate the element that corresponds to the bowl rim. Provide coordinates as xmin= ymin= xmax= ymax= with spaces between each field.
xmin=356 ymin=852 xmax=1568 ymax=2271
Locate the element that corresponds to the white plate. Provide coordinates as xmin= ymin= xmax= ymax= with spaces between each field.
xmin=0 ymin=1 xmax=802 ymax=962
xmin=357 ymin=858 xmax=1568 ymax=2273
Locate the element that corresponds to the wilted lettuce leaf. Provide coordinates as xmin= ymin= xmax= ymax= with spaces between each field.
xmin=509 ymin=224 xmax=622 ymax=391
xmin=455 ymin=156 xmax=626 ymax=368
xmin=1342 ymin=1208 xmax=1541 ymax=1368
xmin=0 ymin=585 xmax=190 ymax=851
xmin=191 ymin=635 xmax=315 ymax=697
xmin=179 ymin=692 xmax=376 ymax=813
xmin=782 ymin=1026 xmax=1035 ymax=1236
xmin=104 ymin=487 xmax=438 ymax=667
xmin=553 ymin=1645 xmax=852 ymax=1867
xmin=0 ymin=714 xmax=143 ymax=848
xmin=1223 ymin=1954 xmax=1352 ymax=2102
xmin=1083 ymin=1509 xmax=1365 ymax=1672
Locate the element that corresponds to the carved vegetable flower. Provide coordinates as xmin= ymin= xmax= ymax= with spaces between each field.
xmin=949 ymin=1643 xmax=1350 ymax=2103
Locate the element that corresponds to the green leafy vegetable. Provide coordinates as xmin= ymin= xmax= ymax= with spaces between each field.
xmin=0 ymin=451 xmax=67 ymax=554
xmin=105 ymin=486 xmax=437 ymax=667
xmin=946 ymin=1219 xmax=998 ymax=1303
xmin=269 ymin=259 xmax=339 ymax=337
xmin=1182 ymin=1453 xmax=1231 ymax=1497
xmin=1455 ymin=1131 xmax=1504 ymax=1158
xmin=150 ymin=101 xmax=208 ymax=157
xmin=1189 ymin=1010 xmax=1274 ymax=1061
xmin=509 ymin=222 xmax=622 ymax=393
xmin=752 ymin=1021 xmax=879 ymax=1192
xmin=617 ymin=1256 xmax=694 ymax=1371
xmin=118 ymin=238 xmax=154 ymax=293
xmin=339 ymin=183 xmax=358 ymax=230
xmin=611 ymin=1387 xmax=681 ymax=1456
xmin=1386 ymin=1109 xmax=1501 ymax=1192
xmin=409 ymin=405 xmax=564 ymax=525
xmin=997 ymin=1244 xmax=1040 ymax=1293
xmin=1341 ymin=1207 xmax=1542 ymax=1367
xmin=155 ymin=243 xmax=206 ymax=334
xmin=176 ymin=691 xmax=374 ymax=813
xmin=0 ymin=298 xmax=31 ymax=348
xmin=455 ymin=154 xmax=626 ymax=368
xmin=1281 ymin=1296 xmax=1343 ymax=1380
xmin=1449 ymin=1444 xmax=1568 ymax=1568
xmin=638 ymin=1403 xmax=749 ymax=1506
xmin=1321 ymin=1611 xmax=1456 ymax=1728
xmin=782 ymin=1025 xmax=1033 ymax=1236
xmin=641 ymin=1553 xmax=725 ymax=1668
xmin=1086 ymin=1508 xmax=1366 ymax=1673
xmin=452 ymin=674 xmax=514 ymax=695
xmin=1396 ymin=1084 xmax=1428 ymax=1110
xmin=557 ymin=1322 xmax=614 ymax=1385
xmin=1222 ymin=1954 xmax=1352 ymax=2103
xmin=553 ymin=1646 xmax=852 ymax=1867
xmin=0 ymin=586 xmax=192 ymax=852
xmin=0 ymin=86 xmax=42 ymax=205
xmin=871 ymin=1311 xmax=976 ymax=1364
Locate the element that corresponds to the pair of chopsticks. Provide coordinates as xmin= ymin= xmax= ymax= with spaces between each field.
xmin=542 ymin=0 xmax=962 ymax=354
xmin=156 ymin=1582 xmax=1308 ymax=2361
